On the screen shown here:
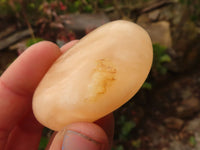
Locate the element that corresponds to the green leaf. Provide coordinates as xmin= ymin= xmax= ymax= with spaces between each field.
xmin=121 ymin=121 xmax=136 ymax=136
xmin=39 ymin=137 xmax=48 ymax=150
xmin=74 ymin=0 xmax=81 ymax=8
xmin=159 ymin=66 xmax=167 ymax=75
xmin=112 ymin=145 xmax=124 ymax=150
xmin=142 ymin=82 xmax=152 ymax=90
xmin=14 ymin=2 xmax=22 ymax=12
xmin=28 ymin=3 xmax=35 ymax=9
xmin=131 ymin=139 xmax=141 ymax=148
xmin=26 ymin=38 xmax=43 ymax=47
xmin=189 ymin=136 xmax=196 ymax=146
xmin=117 ymin=115 xmax=126 ymax=125
xmin=152 ymin=43 xmax=171 ymax=75
xmin=160 ymin=54 xmax=171 ymax=63
xmin=153 ymin=43 xmax=166 ymax=53
xmin=83 ymin=4 xmax=93 ymax=12
xmin=98 ymin=0 xmax=104 ymax=4
xmin=0 ymin=0 xmax=6 ymax=3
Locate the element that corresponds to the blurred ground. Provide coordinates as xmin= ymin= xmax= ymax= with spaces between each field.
xmin=0 ymin=0 xmax=199 ymax=150
xmin=117 ymin=66 xmax=200 ymax=150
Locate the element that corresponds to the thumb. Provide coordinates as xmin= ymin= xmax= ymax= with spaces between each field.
xmin=48 ymin=122 xmax=110 ymax=150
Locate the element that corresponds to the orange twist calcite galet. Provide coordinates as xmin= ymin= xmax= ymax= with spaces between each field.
xmin=32 ymin=20 xmax=153 ymax=131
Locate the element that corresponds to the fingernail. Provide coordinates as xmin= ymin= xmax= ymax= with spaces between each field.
xmin=62 ymin=130 xmax=105 ymax=150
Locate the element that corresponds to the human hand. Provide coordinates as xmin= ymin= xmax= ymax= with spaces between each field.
xmin=0 ymin=41 xmax=114 ymax=150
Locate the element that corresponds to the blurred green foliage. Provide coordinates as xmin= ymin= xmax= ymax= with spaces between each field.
xmin=153 ymin=43 xmax=171 ymax=75
xmin=26 ymin=38 xmax=44 ymax=47
xmin=142 ymin=82 xmax=152 ymax=90
xmin=39 ymin=137 xmax=48 ymax=150
xmin=131 ymin=139 xmax=141 ymax=149
xmin=179 ymin=0 xmax=200 ymax=23
xmin=0 ymin=0 xmax=13 ymax=16
xmin=116 ymin=115 xmax=136 ymax=141
xmin=112 ymin=145 xmax=124 ymax=150
xmin=189 ymin=136 xmax=197 ymax=147
xmin=120 ymin=121 xmax=136 ymax=139
xmin=142 ymin=43 xmax=171 ymax=90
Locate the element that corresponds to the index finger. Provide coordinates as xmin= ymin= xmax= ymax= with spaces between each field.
xmin=0 ymin=41 xmax=61 ymax=148
xmin=1 ymin=41 xmax=61 ymax=96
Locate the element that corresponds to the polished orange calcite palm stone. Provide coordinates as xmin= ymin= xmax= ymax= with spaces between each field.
xmin=33 ymin=20 xmax=153 ymax=131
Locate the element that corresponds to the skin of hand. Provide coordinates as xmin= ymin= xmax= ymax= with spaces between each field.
xmin=0 ymin=40 xmax=114 ymax=150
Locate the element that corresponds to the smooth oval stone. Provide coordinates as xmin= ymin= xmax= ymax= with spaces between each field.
xmin=33 ymin=20 xmax=153 ymax=131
